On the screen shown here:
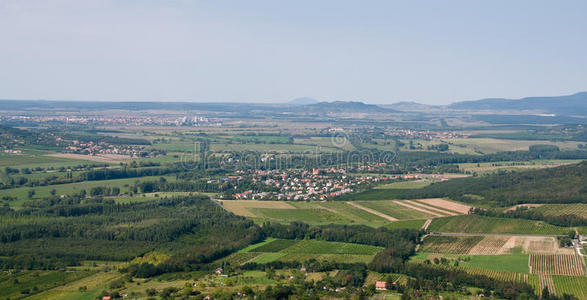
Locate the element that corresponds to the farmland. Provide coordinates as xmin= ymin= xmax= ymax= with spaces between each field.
xmin=552 ymin=275 xmax=587 ymax=299
xmin=529 ymin=254 xmax=585 ymax=276
xmin=232 ymin=238 xmax=384 ymax=265
xmin=533 ymin=203 xmax=587 ymax=217
xmin=420 ymin=236 xmax=484 ymax=254
xmin=428 ymin=215 xmax=571 ymax=235
xmin=218 ymin=198 xmax=454 ymax=228
xmin=0 ymin=98 xmax=586 ymax=299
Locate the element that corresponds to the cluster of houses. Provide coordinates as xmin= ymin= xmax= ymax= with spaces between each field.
xmin=386 ymin=128 xmax=464 ymax=140
xmin=3 ymin=149 xmax=22 ymax=154
xmin=64 ymin=140 xmax=157 ymax=158
xmin=230 ymin=168 xmax=394 ymax=201
xmin=174 ymin=115 xmax=222 ymax=127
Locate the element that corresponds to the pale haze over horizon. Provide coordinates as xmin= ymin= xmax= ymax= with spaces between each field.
xmin=1 ymin=0 xmax=586 ymax=105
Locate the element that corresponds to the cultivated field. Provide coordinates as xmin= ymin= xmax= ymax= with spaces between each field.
xmin=428 ymin=215 xmax=570 ymax=235
xmin=231 ymin=238 xmax=383 ymax=265
xmin=218 ymin=200 xmax=296 ymax=217
xmin=219 ymin=199 xmax=451 ymax=227
xmin=467 ymin=236 xmax=511 ymax=255
xmin=420 ymin=236 xmax=484 ymax=254
xmin=529 ymin=254 xmax=585 ymax=276
xmin=443 ymin=138 xmax=582 ymax=154
xmin=420 ymin=235 xmax=570 ymax=256
xmin=416 ymin=198 xmax=472 ymax=214
xmin=533 ymin=203 xmax=587 ymax=217
xmin=552 ymin=275 xmax=587 ymax=300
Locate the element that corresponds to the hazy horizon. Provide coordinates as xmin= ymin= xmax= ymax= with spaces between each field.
xmin=1 ymin=0 xmax=586 ymax=105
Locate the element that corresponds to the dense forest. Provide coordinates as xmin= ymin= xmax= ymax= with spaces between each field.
xmin=0 ymin=195 xmax=263 ymax=269
xmin=400 ymin=161 xmax=586 ymax=206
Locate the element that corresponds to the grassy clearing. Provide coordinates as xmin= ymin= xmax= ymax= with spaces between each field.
xmin=428 ymin=215 xmax=570 ymax=235
xmin=238 ymin=238 xmax=383 ymax=264
xmin=282 ymin=240 xmax=382 ymax=255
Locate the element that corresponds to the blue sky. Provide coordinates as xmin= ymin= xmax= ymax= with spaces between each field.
xmin=1 ymin=0 xmax=586 ymax=104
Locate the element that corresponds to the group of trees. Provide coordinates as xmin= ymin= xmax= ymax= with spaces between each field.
xmin=0 ymin=195 xmax=263 ymax=268
xmin=472 ymin=207 xmax=587 ymax=227
xmin=400 ymin=161 xmax=586 ymax=206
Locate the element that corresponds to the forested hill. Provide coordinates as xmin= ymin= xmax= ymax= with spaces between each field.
xmin=399 ymin=161 xmax=586 ymax=206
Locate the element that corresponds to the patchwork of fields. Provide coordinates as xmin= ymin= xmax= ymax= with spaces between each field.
xmin=222 ymin=238 xmax=383 ymax=265
xmin=421 ymin=235 xmax=575 ymax=256
xmin=428 ymin=215 xmax=570 ymax=235
xmin=219 ymin=198 xmax=470 ymax=228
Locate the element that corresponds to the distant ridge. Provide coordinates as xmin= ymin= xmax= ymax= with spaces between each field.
xmin=387 ymin=101 xmax=439 ymax=112
xmin=288 ymin=97 xmax=319 ymax=105
xmin=449 ymin=92 xmax=587 ymax=116
xmin=302 ymin=101 xmax=395 ymax=113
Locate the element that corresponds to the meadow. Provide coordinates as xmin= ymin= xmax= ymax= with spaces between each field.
xmin=235 ymin=238 xmax=384 ymax=265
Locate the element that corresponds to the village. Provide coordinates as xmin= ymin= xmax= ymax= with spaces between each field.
xmin=64 ymin=140 xmax=163 ymax=158
xmin=223 ymin=167 xmax=396 ymax=201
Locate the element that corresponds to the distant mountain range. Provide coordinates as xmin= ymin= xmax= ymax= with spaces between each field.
xmin=1 ymin=92 xmax=585 ymax=117
xmin=448 ymin=92 xmax=587 ymax=116
xmin=0 ymin=99 xmax=392 ymax=114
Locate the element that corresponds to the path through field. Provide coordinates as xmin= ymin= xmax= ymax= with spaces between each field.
xmin=346 ymin=202 xmax=398 ymax=221
xmin=421 ymin=219 xmax=432 ymax=231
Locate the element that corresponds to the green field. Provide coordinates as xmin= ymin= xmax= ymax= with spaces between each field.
xmin=533 ymin=203 xmax=587 ymax=217
xmin=375 ymin=180 xmax=432 ymax=190
xmin=250 ymin=207 xmax=351 ymax=224
xmin=291 ymin=201 xmax=388 ymax=226
xmin=552 ymin=275 xmax=587 ymax=299
xmin=236 ymin=238 xmax=383 ymax=265
xmin=428 ymin=215 xmax=570 ymax=235
xmin=0 ymin=270 xmax=95 ymax=299
xmin=384 ymin=219 xmax=427 ymax=230
xmin=412 ymin=252 xmax=530 ymax=273
xmin=356 ymin=200 xmax=431 ymax=219
xmin=0 ymin=175 xmax=176 ymax=208
xmin=420 ymin=236 xmax=484 ymax=254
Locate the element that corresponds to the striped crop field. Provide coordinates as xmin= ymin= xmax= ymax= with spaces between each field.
xmin=529 ymin=254 xmax=585 ymax=276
